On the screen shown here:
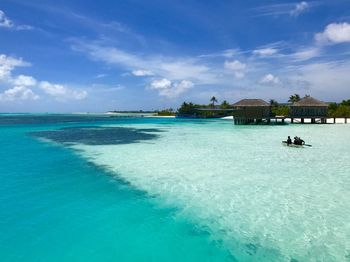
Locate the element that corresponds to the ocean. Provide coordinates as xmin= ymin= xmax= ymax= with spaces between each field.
xmin=1 ymin=114 xmax=349 ymax=261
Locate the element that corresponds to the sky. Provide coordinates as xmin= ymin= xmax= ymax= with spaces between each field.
xmin=1 ymin=0 xmax=350 ymax=112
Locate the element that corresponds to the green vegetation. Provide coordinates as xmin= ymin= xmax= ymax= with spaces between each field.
xmin=220 ymin=100 xmax=231 ymax=109
xmin=177 ymin=102 xmax=198 ymax=116
xmin=269 ymin=99 xmax=290 ymax=116
xmin=328 ymin=100 xmax=350 ymax=117
xmin=288 ymin=94 xmax=301 ymax=103
xmin=340 ymin=99 xmax=350 ymax=106
xmin=157 ymin=108 xmax=175 ymax=116
xmin=177 ymin=100 xmax=233 ymax=118
xmin=210 ymin=96 xmax=218 ymax=107
xmin=272 ymin=105 xmax=290 ymax=116
xmin=269 ymin=99 xmax=279 ymax=107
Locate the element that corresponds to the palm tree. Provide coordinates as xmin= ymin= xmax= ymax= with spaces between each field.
xmin=210 ymin=96 xmax=218 ymax=107
xmin=220 ymin=100 xmax=230 ymax=109
xmin=288 ymin=94 xmax=301 ymax=103
xmin=269 ymin=99 xmax=279 ymax=107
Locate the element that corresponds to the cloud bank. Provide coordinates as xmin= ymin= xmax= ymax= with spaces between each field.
xmin=0 ymin=54 xmax=87 ymax=102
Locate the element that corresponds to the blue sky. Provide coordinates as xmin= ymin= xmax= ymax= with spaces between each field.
xmin=1 ymin=0 xmax=350 ymax=112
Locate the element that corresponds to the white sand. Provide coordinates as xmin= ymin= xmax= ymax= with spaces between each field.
xmin=144 ymin=115 xmax=176 ymax=118
xmin=221 ymin=116 xmax=234 ymax=120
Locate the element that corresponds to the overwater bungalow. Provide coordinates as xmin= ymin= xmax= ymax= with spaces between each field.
xmin=232 ymin=99 xmax=271 ymax=124
xmin=290 ymin=96 xmax=328 ymax=123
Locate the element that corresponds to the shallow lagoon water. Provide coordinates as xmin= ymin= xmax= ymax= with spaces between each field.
xmin=1 ymin=115 xmax=350 ymax=261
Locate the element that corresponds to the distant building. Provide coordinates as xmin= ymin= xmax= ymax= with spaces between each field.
xmin=232 ymin=99 xmax=271 ymax=124
xmin=290 ymin=96 xmax=328 ymax=118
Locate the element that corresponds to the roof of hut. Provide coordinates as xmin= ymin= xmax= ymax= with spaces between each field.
xmin=292 ymin=96 xmax=328 ymax=107
xmin=232 ymin=99 xmax=270 ymax=107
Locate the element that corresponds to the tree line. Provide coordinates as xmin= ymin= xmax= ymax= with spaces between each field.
xmin=158 ymin=95 xmax=350 ymax=117
xmin=328 ymin=100 xmax=350 ymax=117
xmin=176 ymin=96 xmax=232 ymax=118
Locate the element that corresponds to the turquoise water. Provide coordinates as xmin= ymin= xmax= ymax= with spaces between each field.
xmin=1 ymin=115 xmax=350 ymax=261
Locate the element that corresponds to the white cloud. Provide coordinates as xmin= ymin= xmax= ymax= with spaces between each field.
xmin=253 ymin=48 xmax=278 ymax=57
xmin=39 ymin=81 xmax=87 ymax=101
xmin=224 ymin=60 xmax=246 ymax=78
xmin=150 ymin=78 xmax=172 ymax=90
xmin=131 ymin=69 xmax=154 ymax=76
xmin=12 ymin=75 xmax=37 ymax=86
xmin=224 ymin=60 xmax=246 ymax=71
xmin=222 ymin=49 xmax=239 ymax=58
xmin=254 ymin=2 xmax=312 ymax=18
xmin=290 ymin=47 xmax=320 ymax=61
xmin=251 ymin=45 xmax=319 ymax=62
xmin=0 ymin=86 xmax=39 ymax=101
xmin=0 ymin=10 xmax=33 ymax=30
xmin=90 ymin=83 xmax=125 ymax=92
xmin=198 ymin=49 xmax=240 ymax=58
xmin=0 ymin=53 xmax=88 ymax=103
xmin=158 ymin=60 xmax=212 ymax=81
xmin=0 ymin=10 xmax=13 ymax=28
xmin=149 ymin=78 xmax=194 ymax=98
xmin=315 ymin=22 xmax=350 ymax=45
xmin=260 ymin=74 xmax=280 ymax=84
xmin=0 ymin=54 xmax=29 ymax=80
xmin=95 ymin=74 xmax=107 ymax=78
xmin=290 ymin=2 xmax=309 ymax=17
xmin=71 ymin=40 xmax=217 ymax=84
xmin=16 ymin=24 xmax=34 ymax=31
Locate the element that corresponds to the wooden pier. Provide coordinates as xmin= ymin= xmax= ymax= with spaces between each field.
xmin=233 ymin=116 xmax=286 ymax=125
xmin=233 ymin=116 xmax=348 ymax=125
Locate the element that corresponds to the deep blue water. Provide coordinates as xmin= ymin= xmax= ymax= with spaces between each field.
xmin=0 ymin=115 xmax=232 ymax=262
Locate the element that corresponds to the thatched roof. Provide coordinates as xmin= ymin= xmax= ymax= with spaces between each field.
xmin=292 ymin=96 xmax=328 ymax=107
xmin=232 ymin=99 xmax=269 ymax=107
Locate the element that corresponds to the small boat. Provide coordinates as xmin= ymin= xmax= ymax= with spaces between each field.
xmin=282 ymin=141 xmax=312 ymax=147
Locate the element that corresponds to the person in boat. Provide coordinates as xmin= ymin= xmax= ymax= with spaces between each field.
xmin=287 ymin=136 xmax=292 ymax=145
xmin=293 ymin=136 xmax=305 ymax=145
xmin=293 ymin=136 xmax=297 ymax=144
xmin=294 ymin=136 xmax=300 ymax=145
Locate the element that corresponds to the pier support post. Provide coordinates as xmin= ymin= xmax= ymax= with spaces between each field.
xmin=291 ymin=118 xmax=294 ymax=123
xmin=301 ymin=118 xmax=304 ymax=124
xmin=345 ymin=118 xmax=347 ymax=124
xmin=311 ymin=118 xmax=315 ymax=124
xmin=334 ymin=118 xmax=336 ymax=124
